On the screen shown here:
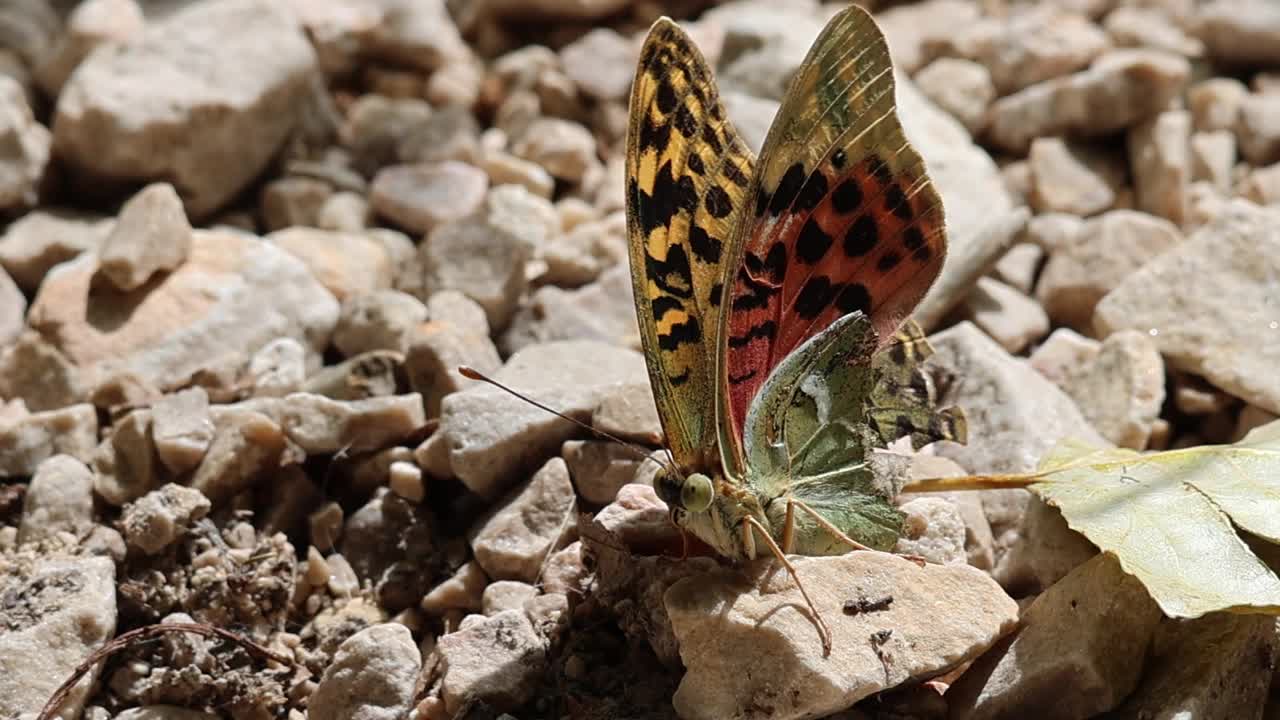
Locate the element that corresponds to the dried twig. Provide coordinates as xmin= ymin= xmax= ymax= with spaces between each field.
xmin=37 ymin=622 xmax=293 ymax=720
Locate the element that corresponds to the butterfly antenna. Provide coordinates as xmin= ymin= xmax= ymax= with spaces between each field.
xmin=457 ymin=366 xmax=676 ymax=474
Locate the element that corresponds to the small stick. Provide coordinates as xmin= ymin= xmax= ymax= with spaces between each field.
xmin=38 ymin=622 xmax=294 ymax=720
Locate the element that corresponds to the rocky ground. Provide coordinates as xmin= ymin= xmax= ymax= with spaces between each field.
xmin=0 ymin=0 xmax=1278 ymax=718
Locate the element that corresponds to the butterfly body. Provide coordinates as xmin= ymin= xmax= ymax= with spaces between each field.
xmin=626 ymin=6 xmax=965 ymax=646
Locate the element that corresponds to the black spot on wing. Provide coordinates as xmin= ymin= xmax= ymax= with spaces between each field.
xmin=768 ymin=163 xmax=807 ymax=216
xmin=651 ymin=295 xmax=683 ymax=320
xmin=701 ymin=123 xmax=722 ymax=153
xmin=674 ymin=103 xmax=698 ymax=138
xmin=903 ymin=227 xmax=925 ymax=251
xmin=886 ymin=185 xmax=912 ymax=220
xmin=795 ymin=276 xmax=835 ymax=319
xmin=835 ymin=283 xmax=871 ymax=315
xmin=732 ymin=269 xmax=774 ymax=311
xmin=687 ymin=153 xmax=705 ymax=175
xmin=763 ymin=243 xmax=787 ymax=282
xmin=832 ymin=148 xmax=847 ymax=169
xmin=656 ymin=79 xmax=678 ymax=114
xmin=877 ymin=252 xmax=902 ymax=272
xmin=868 ymin=155 xmax=893 ymax=186
xmin=796 ymin=219 xmax=833 ymax=264
xmin=844 ymin=215 xmax=879 ymax=257
xmin=658 ymin=316 xmax=702 ymax=350
xmin=709 ymin=282 xmax=723 ymax=307
xmin=688 ymin=225 xmax=721 ymax=264
xmin=728 ymin=368 xmax=758 ymax=385
xmin=832 ymin=180 xmax=862 ymax=214
xmin=723 ymin=160 xmax=749 ymax=187
xmin=705 ymin=185 xmax=733 ymax=219
xmin=728 ymin=320 xmax=777 ymax=348
xmin=792 ymin=172 xmax=828 ymax=212
xmin=647 ymin=244 xmax=694 ymax=299
xmin=668 ymin=369 xmax=691 ymax=386
xmin=638 ymin=118 xmax=671 ymax=153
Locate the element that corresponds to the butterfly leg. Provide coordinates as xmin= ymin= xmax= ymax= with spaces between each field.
xmin=743 ymin=516 xmax=833 ymax=657
xmin=780 ymin=498 xmax=797 ymax=554
xmin=789 ymin=498 xmax=875 ymax=553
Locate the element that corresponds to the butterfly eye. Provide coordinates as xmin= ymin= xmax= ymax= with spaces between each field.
xmin=654 ymin=468 xmax=683 ymax=508
xmin=681 ymin=473 xmax=714 ymax=513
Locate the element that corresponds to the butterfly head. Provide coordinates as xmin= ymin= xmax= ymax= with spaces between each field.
xmin=655 ymin=468 xmax=715 ymax=515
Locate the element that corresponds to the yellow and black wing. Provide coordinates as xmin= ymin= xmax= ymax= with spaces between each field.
xmin=625 ymin=18 xmax=757 ymax=472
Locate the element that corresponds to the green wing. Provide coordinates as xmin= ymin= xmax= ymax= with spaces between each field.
xmin=743 ymin=314 xmax=966 ymax=553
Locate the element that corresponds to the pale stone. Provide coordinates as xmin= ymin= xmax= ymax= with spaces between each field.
xmin=986 ymin=50 xmax=1190 ymax=154
xmin=52 ymin=0 xmax=320 ymax=219
xmin=1028 ymin=137 xmax=1115 ymax=216
xmin=928 ymin=8 xmax=1109 ymax=95
xmin=961 ymin=277 xmax=1049 ymax=354
xmin=1028 ymin=327 xmax=1102 ymax=387
xmin=470 ymin=458 xmax=575 ymax=582
xmin=1236 ymin=92 xmax=1280 ymax=166
xmin=1104 ymin=6 xmax=1203 ymax=57
xmin=1190 ymin=130 xmax=1236 ymax=193
xmin=309 ymin=623 xmax=421 ymax=720
xmin=1187 ymin=77 xmax=1248 ymax=132
xmin=268 ymin=228 xmax=393 ymax=303
xmin=1117 ymin=614 xmax=1275 ymax=719
xmin=991 ymin=242 xmax=1044 ymax=296
xmin=439 ymin=340 xmax=646 ymax=498
xmin=948 ymin=554 xmax=1162 ymax=720
xmin=121 ymin=483 xmax=211 ymax=555
xmin=0 ymin=556 xmax=116 ymax=720
xmin=1093 ymin=201 xmax=1280 ymax=415
xmin=334 ymin=289 xmax=427 ymax=356
xmin=435 ymin=609 xmax=546 ymax=715
xmin=482 ymin=580 xmax=538 ymax=616
xmin=559 ymin=27 xmax=634 ymax=102
xmin=0 ymin=403 xmax=97 ymax=477
xmin=666 ymin=553 xmax=1018 ymax=720
xmin=894 ymin=497 xmax=967 ymax=565
xmin=591 ymin=380 xmax=663 ymax=447
xmin=913 ymin=57 xmax=994 ymax=135
xmin=151 ymin=387 xmax=213 ymax=475
xmin=511 ymin=117 xmax=598 ymax=183
xmin=0 ymin=75 xmax=49 ymax=211
xmin=189 ymin=410 xmax=285 ymax=504
xmin=0 ymin=208 xmax=108 ymax=293
xmin=1197 ymin=0 xmax=1280 ymax=67
xmin=561 ymin=440 xmax=640 ymax=506
xmin=1061 ymin=330 xmax=1166 ymax=449
xmin=18 ymin=454 xmax=95 ymax=544
xmin=27 ymin=229 xmax=338 ymax=395
xmin=928 ymin=322 xmax=1106 ymax=475
xmin=98 ymin=182 xmax=191 ymax=291
xmin=421 ymin=560 xmax=487 ymax=614
xmin=369 ymin=161 xmax=488 ymax=235
xmin=1036 ymin=210 xmax=1182 ymax=332
xmin=1129 ymin=110 xmax=1191 ymax=225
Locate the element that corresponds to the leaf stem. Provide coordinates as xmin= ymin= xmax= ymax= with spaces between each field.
xmin=901 ymin=473 xmax=1043 ymax=492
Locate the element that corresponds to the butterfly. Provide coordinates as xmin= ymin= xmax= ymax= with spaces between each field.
xmin=624 ymin=5 xmax=966 ymax=655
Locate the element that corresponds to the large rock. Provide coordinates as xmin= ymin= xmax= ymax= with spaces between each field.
xmin=52 ymin=0 xmax=319 ymax=219
xmin=434 ymin=609 xmax=547 ymax=714
xmin=27 ymin=229 xmax=338 ymax=394
xmin=1094 ymin=201 xmax=1280 ymax=415
xmin=18 ymin=454 xmax=95 ymax=544
xmin=438 ymin=340 xmax=646 ymax=499
xmin=268 ymin=228 xmax=394 ymax=303
xmin=665 ymin=553 xmax=1018 ymax=720
xmin=0 ymin=555 xmax=117 ymax=720
xmin=948 ymin=553 xmax=1162 ymax=719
